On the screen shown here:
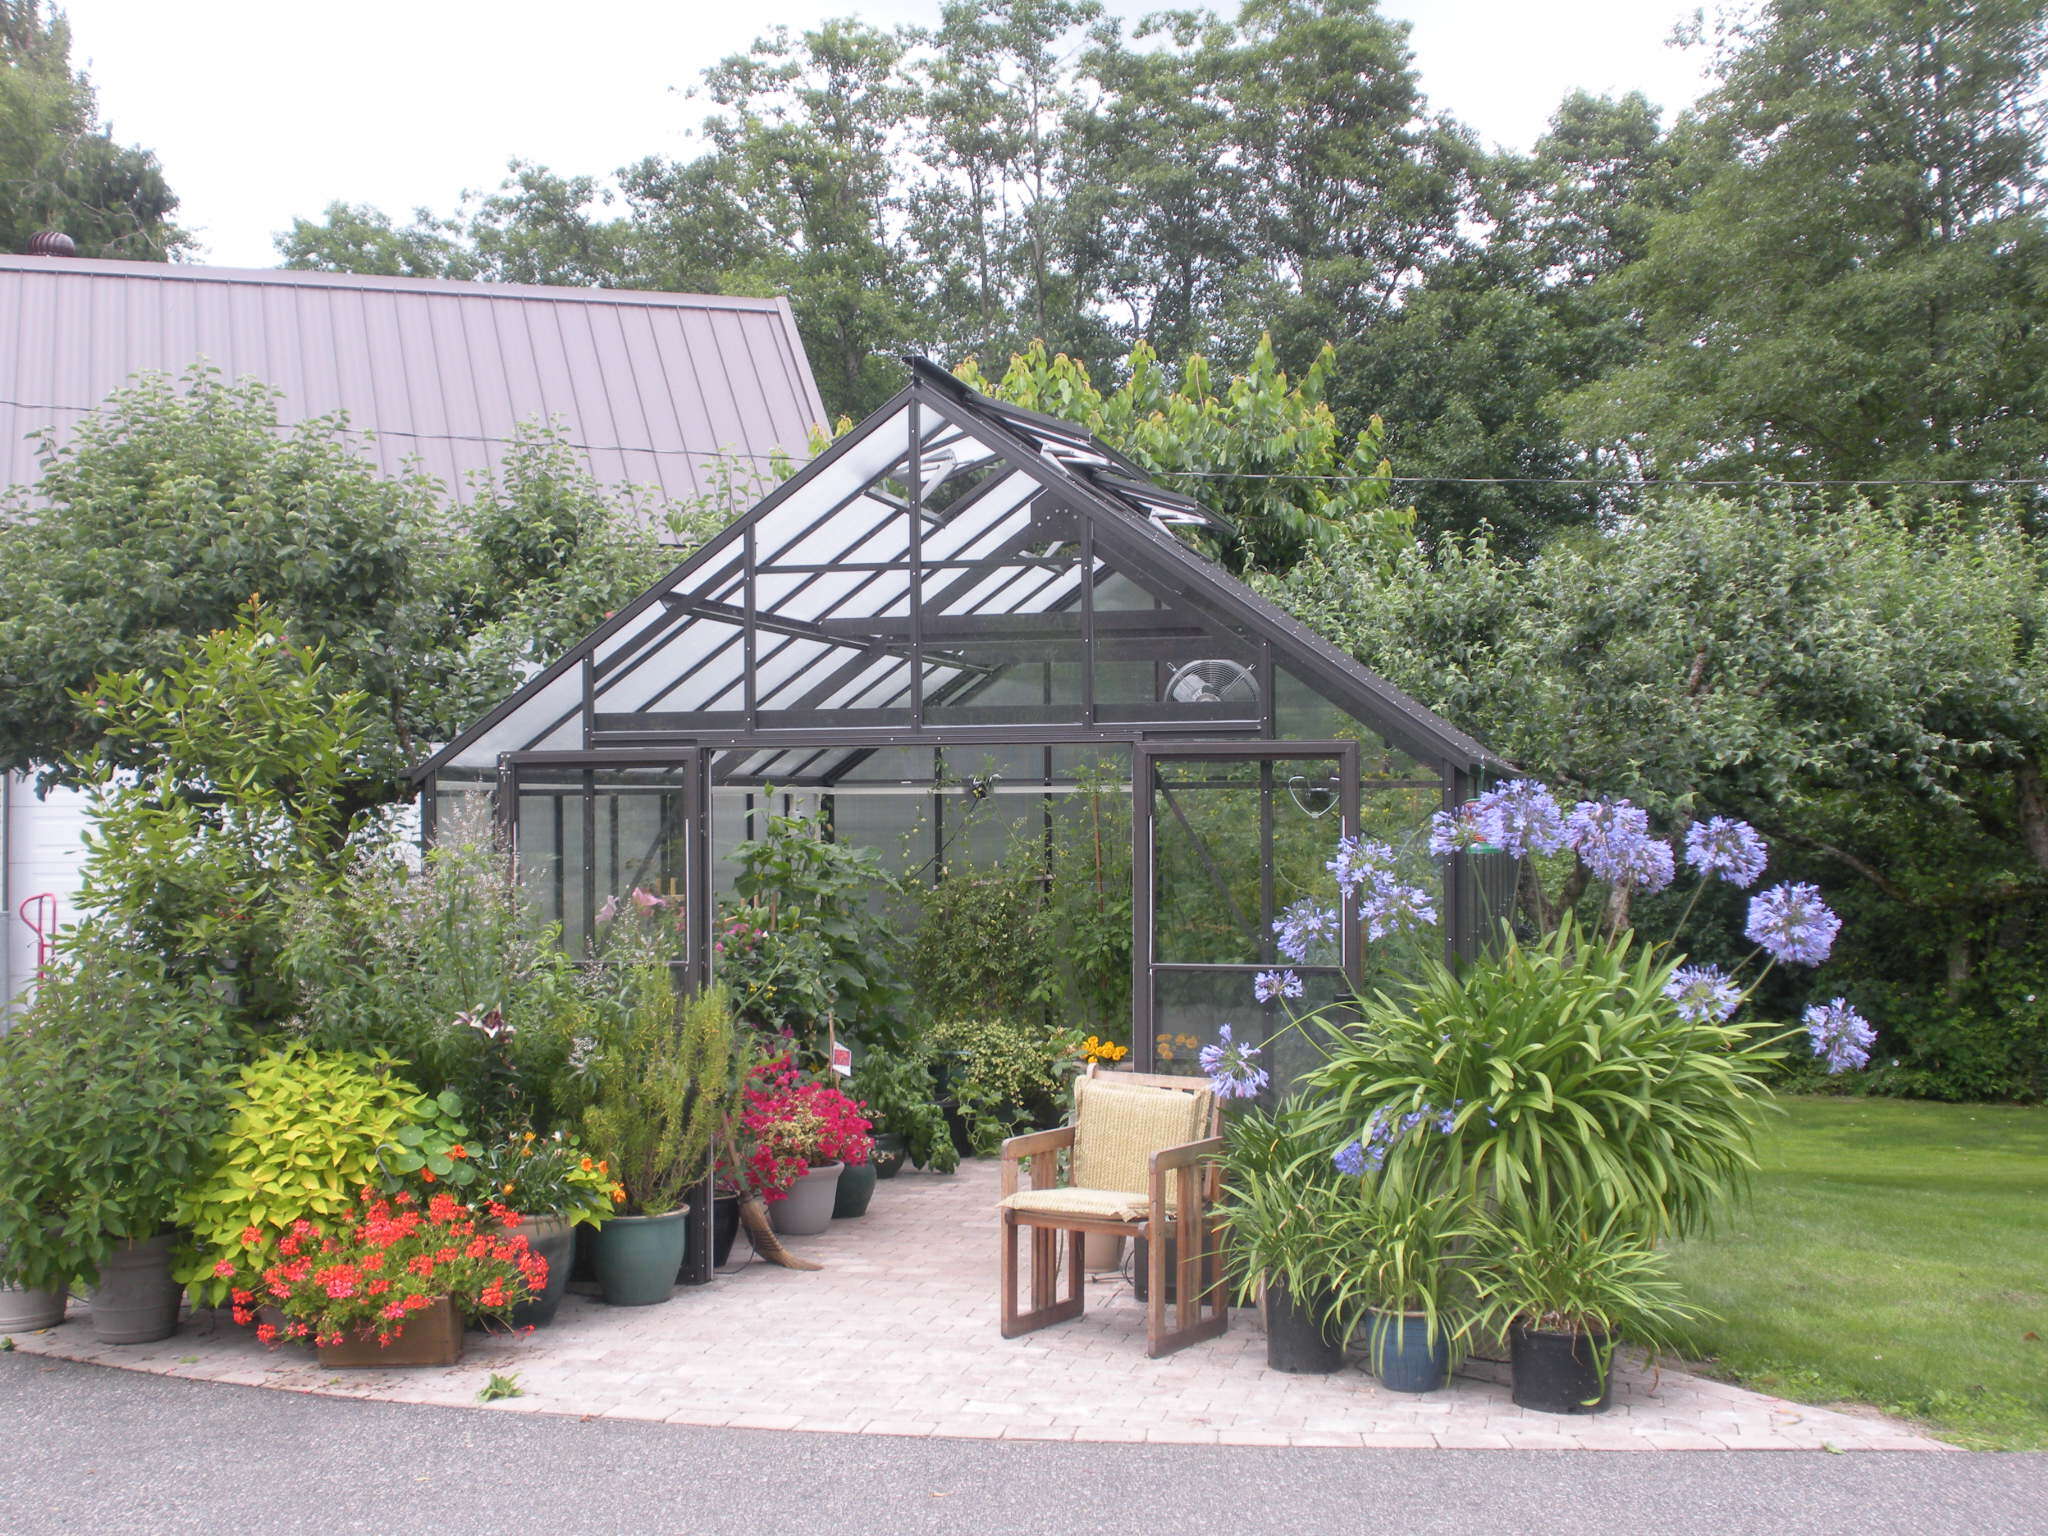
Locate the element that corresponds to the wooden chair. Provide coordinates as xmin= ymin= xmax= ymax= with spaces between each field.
xmin=997 ymin=1064 xmax=1227 ymax=1358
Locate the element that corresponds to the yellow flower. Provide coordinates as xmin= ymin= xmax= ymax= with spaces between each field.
xmin=502 ymin=1181 xmax=516 ymax=1195
xmin=522 ymin=1131 xmax=536 ymax=1143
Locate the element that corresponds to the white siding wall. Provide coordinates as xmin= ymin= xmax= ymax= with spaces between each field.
xmin=2 ymin=773 xmax=91 ymax=1015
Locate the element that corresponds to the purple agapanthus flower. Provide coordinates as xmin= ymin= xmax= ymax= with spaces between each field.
xmin=1332 ymin=1139 xmax=1368 ymax=1176
xmin=1198 ymin=1024 xmax=1270 ymax=1100
xmin=1253 ymin=969 xmax=1304 ymax=1004
xmin=1429 ymin=806 xmax=1483 ymax=856
xmin=1566 ymin=798 xmax=1675 ymax=893
xmin=1273 ymin=899 xmax=1341 ymax=964
xmin=1327 ymin=836 xmax=1396 ymax=896
xmin=1684 ymin=817 xmax=1769 ymax=888
xmin=1803 ymin=997 xmax=1874 ymax=1073
xmin=1664 ymin=964 xmax=1743 ymax=1024
xmin=1468 ymin=779 xmax=1569 ymax=858
xmin=1361 ymin=881 xmax=1439 ymax=941
xmin=1745 ymin=882 xmax=1842 ymax=967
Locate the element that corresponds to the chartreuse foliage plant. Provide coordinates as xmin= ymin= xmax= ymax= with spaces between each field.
xmin=173 ymin=1046 xmax=454 ymax=1306
xmin=1299 ymin=919 xmax=1782 ymax=1244
xmin=0 ymin=947 xmax=234 ymax=1293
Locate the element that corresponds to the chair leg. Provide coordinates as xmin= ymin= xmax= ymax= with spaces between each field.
xmin=1144 ymin=1211 xmax=1228 ymax=1359
xmin=1000 ymin=1216 xmax=1084 ymax=1339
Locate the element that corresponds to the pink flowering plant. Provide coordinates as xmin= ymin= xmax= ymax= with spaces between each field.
xmin=228 ymin=1187 xmax=547 ymax=1350
xmin=731 ymin=1056 xmax=873 ymax=1202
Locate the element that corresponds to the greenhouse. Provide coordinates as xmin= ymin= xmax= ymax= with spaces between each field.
xmin=413 ymin=358 xmax=1508 ymax=1085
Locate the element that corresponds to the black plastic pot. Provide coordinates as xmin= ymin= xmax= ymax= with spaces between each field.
xmin=1509 ymin=1324 xmax=1613 ymax=1414
xmin=711 ymin=1193 xmax=741 ymax=1268
xmin=1263 ymin=1278 xmax=1345 ymax=1373
xmin=1131 ymin=1234 xmax=1220 ymax=1306
xmin=871 ymin=1134 xmax=907 ymax=1180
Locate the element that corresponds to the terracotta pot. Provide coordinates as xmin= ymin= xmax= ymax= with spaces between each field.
xmin=316 ymin=1296 xmax=463 ymax=1368
xmin=1083 ymin=1233 xmax=1125 ymax=1273
xmin=768 ymin=1163 xmax=842 ymax=1237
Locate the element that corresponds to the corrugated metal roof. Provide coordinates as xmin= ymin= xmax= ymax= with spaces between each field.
xmin=0 ymin=255 xmax=828 ymax=530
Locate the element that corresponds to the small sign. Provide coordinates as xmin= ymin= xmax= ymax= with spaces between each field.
xmin=829 ymin=1042 xmax=854 ymax=1078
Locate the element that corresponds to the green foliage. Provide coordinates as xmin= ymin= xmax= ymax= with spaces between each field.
xmin=582 ymin=975 xmax=738 ymax=1215
xmin=0 ymin=947 xmax=233 ymax=1292
xmin=172 ymin=1046 xmax=429 ymax=1305
xmin=1322 ymin=1164 xmax=1479 ymax=1364
xmin=1472 ymin=1200 xmax=1703 ymax=1355
xmin=1560 ymin=0 xmax=2048 ymax=487
xmin=846 ymin=1049 xmax=957 ymax=1174
xmin=378 ymin=1090 xmax=478 ymax=1191
xmin=1269 ymin=494 xmax=2048 ymax=1098
xmin=1213 ymin=1099 xmax=1354 ymax=1303
xmin=723 ymin=805 xmax=911 ymax=1059
xmin=470 ymin=1132 xmax=618 ymax=1226
xmin=477 ymin=1372 xmax=524 ymax=1403
xmin=0 ymin=3 xmax=188 ymax=259
xmin=1300 ymin=921 xmax=1782 ymax=1242
xmin=906 ymin=857 xmax=1053 ymax=1023
xmin=69 ymin=604 xmax=390 ymax=1030
xmin=280 ymin=806 xmax=589 ymax=1129
xmin=955 ymin=337 xmax=1412 ymax=574
xmin=928 ymin=1015 xmax=1084 ymax=1155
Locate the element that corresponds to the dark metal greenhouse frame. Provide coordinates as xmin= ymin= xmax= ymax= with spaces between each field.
xmin=413 ymin=359 xmax=1507 ymax=1280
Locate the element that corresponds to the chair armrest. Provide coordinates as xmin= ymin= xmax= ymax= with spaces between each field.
xmin=999 ymin=1124 xmax=1075 ymax=1199
xmin=1146 ymin=1135 xmax=1225 ymax=1217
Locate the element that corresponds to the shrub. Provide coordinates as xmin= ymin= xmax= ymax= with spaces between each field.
xmin=928 ymin=1016 xmax=1086 ymax=1156
xmin=847 ymin=1049 xmax=958 ymax=1174
xmin=0 ymin=948 xmax=234 ymax=1292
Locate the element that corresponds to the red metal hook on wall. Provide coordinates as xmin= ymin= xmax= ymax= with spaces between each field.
xmin=17 ymin=892 xmax=57 ymax=978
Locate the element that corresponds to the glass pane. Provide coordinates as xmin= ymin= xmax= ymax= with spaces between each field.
xmin=1274 ymin=666 xmax=1436 ymax=782
xmin=1151 ymin=756 xmax=1344 ymax=966
xmin=515 ymin=767 xmax=692 ymax=959
xmin=1150 ymin=968 xmax=1354 ymax=1097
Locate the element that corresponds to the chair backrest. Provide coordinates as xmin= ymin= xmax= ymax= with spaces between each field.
xmin=1069 ymin=1070 xmax=1216 ymax=1195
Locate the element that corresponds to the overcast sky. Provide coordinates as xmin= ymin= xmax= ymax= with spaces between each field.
xmin=63 ymin=1 xmax=1716 ymax=269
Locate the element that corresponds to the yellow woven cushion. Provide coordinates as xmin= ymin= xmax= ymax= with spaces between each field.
xmin=1070 ymin=1075 xmax=1210 ymax=1194
xmin=998 ymin=1187 xmax=1147 ymax=1221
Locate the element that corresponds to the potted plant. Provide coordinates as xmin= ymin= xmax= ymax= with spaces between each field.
xmin=847 ymin=1048 xmax=957 ymax=1177
xmin=240 ymin=1187 xmax=545 ymax=1365
xmin=1470 ymin=1201 xmax=1704 ymax=1414
xmin=1321 ymin=1164 xmax=1476 ymax=1394
xmin=1214 ymin=1101 xmax=1351 ymax=1374
xmin=471 ymin=1129 xmax=619 ymax=1327
xmin=737 ymin=1058 xmax=872 ymax=1237
xmin=583 ymin=973 xmax=736 ymax=1305
xmin=0 ymin=952 xmax=232 ymax=1345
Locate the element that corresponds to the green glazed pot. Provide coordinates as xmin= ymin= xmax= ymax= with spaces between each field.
xmin=505 ymin=1213 xmax=574 ymax=1328
xmin=594 ymin=1209 xmax=688 ymax=1307
xmin=832 ymin=1160 xmax=877 ymax=1219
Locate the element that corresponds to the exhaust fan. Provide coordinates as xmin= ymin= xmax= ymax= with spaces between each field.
xmin=1165 ymin=658 xmax=1259 ymax=707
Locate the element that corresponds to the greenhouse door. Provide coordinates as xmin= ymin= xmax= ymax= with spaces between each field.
xmin=1131 ymin=744 xmax=1361 ymax=1085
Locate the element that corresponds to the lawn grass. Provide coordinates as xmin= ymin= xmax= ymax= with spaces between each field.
xmin=1666 ymin=1096 xmax=2048 ymax=1450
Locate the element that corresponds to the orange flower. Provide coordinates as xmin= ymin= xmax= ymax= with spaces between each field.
xmin=580 ymin=1157 xmax=593 ymax=1172
xmin=449 ymin=1144 xmax=468 ymax=1159
xmin=421 ymin=1169 xmax=437 ymax=1183
xmin=610 ymin=1184 xmax=626 ymax=1204
xmin=596 ymin=1160 xmax=608 ymax=1173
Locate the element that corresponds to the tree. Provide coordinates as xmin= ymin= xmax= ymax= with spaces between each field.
xmin=1561 ymin=0 xmax=2048 ymax=487
xmin=1266 ymin=492 xmax=2048 ymax=1096
xmin=276 ymin=202 xmax=476 ymax=279
xmin=954 ymin=336 xmax=1413 ymax=573
xmin=0 ymin=2 xmax=186 ymax=258
xmin=0 ymin=370 xmax=680 ymax=787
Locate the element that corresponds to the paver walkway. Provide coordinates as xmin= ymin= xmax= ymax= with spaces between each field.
xmin=4 ymin=1160 xmax=1941 ymax=1451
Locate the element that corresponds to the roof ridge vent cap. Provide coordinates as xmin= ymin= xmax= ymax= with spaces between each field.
xmin=24 ymin=230 xmax=76 ymax=257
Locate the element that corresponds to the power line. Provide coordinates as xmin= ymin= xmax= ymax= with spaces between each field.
xmin=1163 ymin=470 xmax=2048 ymax=489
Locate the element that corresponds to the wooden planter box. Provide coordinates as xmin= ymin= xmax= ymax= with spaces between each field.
xmin=315 ymin=1296 xmax=463 ymax=1368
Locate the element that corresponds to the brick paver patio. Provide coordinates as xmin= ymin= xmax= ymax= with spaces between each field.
xmin=4 ymin=1160 xmax=1942 ymax=1450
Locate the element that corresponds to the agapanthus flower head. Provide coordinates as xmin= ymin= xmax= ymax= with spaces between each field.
xmin=1803 ymin=997 xmax=1874 ymax=1074
xmin=1252 ymin=969 xmax=1305 ymax=1004
xmin=1429 ymin=806 xmax=1483 ymax=856
xmin=1327 ymin=836 xmax=1396 ymax=895
xmin=1273 ymin=899 xmax=1341 ymax=964
xmin=1683 ymin=817 xmax=1769 ymax=888
xmin=1332 ymin=1139 xmax=1368 ymax=1176
xmin=1663 ymin=964 xmax=1743 ymax=1024
xmin=1361 ymin=881 xmax=1438 ymax=941
xmin=1566 ymin=798 xmax=1674 ymax=892
xmin=1468 ymin=779 xmax=1568 ymax=858
xmin=1198 ymin=1024 xmax=1269 ymax=1100
xmin=1745 ymin=882 xmax=1842 ymax=967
